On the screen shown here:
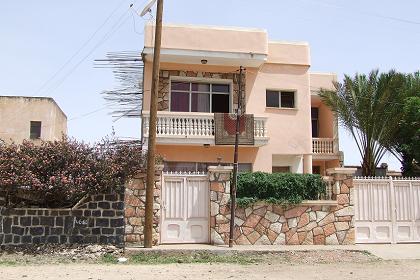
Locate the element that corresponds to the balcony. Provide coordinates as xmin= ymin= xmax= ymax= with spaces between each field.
xmin=142 ymin=111 xmax=269 ymax=146
xmin=312 ymin=138 xmax=339 ymax=157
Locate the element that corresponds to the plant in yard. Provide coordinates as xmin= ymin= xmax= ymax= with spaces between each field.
xmin=389 ymin=72 xmax=420 ymax=176
xmin=319 ymin=70 xmax=406 ymax=176
xmin=0 ymin=137 xmax=145 ymax=207
xmin=236 ymin=172 xmax=326 ymax=206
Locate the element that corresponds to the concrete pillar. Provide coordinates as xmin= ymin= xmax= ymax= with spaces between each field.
xmin=303 ymin=154 xmax=313 ymax=174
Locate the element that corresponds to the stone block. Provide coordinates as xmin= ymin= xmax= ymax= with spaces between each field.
xmin=98 ymin=202 xmax=110 ymax=209
xmin=287 ymin=217 xmax=298 ymax=228
xmin=313 ymin=227 xmax=323 ymax=236
xmin=110 ymin=218 xmax=124 ymax=227
xmin=95 ymin=218 xmax=110 ymax=227
xmin=255 ymin=235 xmax=271 ymax=245
xmin=30 ymin=227 xmax=44 ymax=236
xmin=112 ymin=202 xmax=124 ymax=210
xmin=210 ymin=201 xmax=219 ymax=216
xmin=337 ymin=194 xmax=349 ymax=205
xmin=20 ymin=216 xmax=32 ymax=227
xmin=318 ymin=213 xmax=335 ymax=227
xmin=334 ymin=221 xmax=350 ymax=231
xmin=269 ymin=222 xmax=282 ymax=234
xmin=247 ymin=231 xmax=261 ymax=244
xmin=102 ymin=210 xmax=115 ymax=217
xmin=326 ymin=234 xmax=339 ymax=245
xmin=297 ymin=213 xmax=309 ymax=228
xmin=313 ymin=234 xmax=325 ymax=245
xmin=273 ymin=233 xmax=286 ymax=245
xmin=235 ymin=234 xmax=251 ymax=245
xmin=259 ymin=218 xmax=270 ymax=229
xmin=323 ymin=223 xmax=336 ymax=237
xmin=12 ymin=226 xmax=24 ymax=235
xmin=245 ymin=207 xmax=253 ymax=217
xmin=284 ymin=206 xmax=308 ymax=219
xmin=335 ymin=206 xmax=354 ymax=217
xmin=72 ymin=210 xmax=83 ymax=217
xmin=298 ymin=231 xmax=307 ymax=244
xmin=265 ymin=211 xmax=280 ymax=223
xmin=21 ymin=235 xmax=32 ymax=244
xmin=243 ymin=214 xmax=262 ymax=228
xmin=102 ymin=228 xmax=115 ymax=235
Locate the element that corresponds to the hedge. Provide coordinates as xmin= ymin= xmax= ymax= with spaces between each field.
xmin=236 ymin=172 xmax=326 ymax=206
xmin=0 ymin=137 xmax=146 ymax=208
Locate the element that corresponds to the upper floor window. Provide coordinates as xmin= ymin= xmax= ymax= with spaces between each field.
xmin=30 ymin=121 xmax=41 ymax=139
xmin=170 ymin=81 xmax=230 ymax=113
xmin=311 ymin=107 xmax=319 ymax=138
xmin=266 ymin=90 xmax=295 ymax=108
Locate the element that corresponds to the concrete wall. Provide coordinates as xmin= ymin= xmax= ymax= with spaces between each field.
xmin=141 ymin=24 xmax=338 ymax=173
xmin=0 ymin=96 xmax=67 ymax=144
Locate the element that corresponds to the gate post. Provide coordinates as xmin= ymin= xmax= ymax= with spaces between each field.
xmin=124 ymin=165 xmax=163 ymax=246
xmin=327 ymin=167 xmax=357 ymax=244
xmin=208 ymin=165 xmax=233 ymax=245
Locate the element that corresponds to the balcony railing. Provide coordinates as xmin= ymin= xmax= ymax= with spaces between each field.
xmin=312 ymin=138 xmax=337 ymax=154
xmin=142 ymin=111 xmax=268 ymax=146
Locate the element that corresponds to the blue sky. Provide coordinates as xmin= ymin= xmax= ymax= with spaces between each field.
xmin=1 ymin=0 xmax=419 ymax=170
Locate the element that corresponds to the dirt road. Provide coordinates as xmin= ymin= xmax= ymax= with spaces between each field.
xmin=1 ymin=260 xmax=419 ymax=280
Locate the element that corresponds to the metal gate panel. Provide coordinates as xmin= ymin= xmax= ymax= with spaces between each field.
xmin=161 ymin=173 xmax=209 ymax=244
xmin=355 ymin=177 xmax=420 ymax=244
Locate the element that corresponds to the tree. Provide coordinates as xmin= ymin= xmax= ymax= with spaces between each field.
xmin=390 ymin=72 xmax=420 ymax=176
xmin=319 ymin=70 xmax=405 ymax=176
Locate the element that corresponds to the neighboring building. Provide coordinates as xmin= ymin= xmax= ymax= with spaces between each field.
xmin=345 ymin=163 xmax=403 ymax=177
xmin=141 ymin=24 xmax=342 ymax=175
xmin=0 ymin=96 xmax=67 ymax=144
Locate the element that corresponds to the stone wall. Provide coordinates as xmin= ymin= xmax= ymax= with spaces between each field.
xmin=0 ymin=193 xmax=124 ymax=246
xmin=158 ymin=70 xmax=246 ymax=112
xmin=209 ymin=167 xmax=355 ymax=245
xmin=124 ymin=166 xmax=163 ymax=246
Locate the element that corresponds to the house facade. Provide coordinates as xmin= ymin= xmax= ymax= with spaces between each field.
xmin=0 ymin=96 xmax=67 ymax=144
xmin=141 ymin=24 xmax=341 ymax=175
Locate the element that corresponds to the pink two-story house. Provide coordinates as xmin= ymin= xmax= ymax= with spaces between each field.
xmin=141 ymin=24 xmax=341 ymax=175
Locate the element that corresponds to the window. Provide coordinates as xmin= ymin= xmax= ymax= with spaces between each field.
xmin=272 ymin=166 xmax=290 ymax=173
xmin=30 ymin=121 xmax=41 ymax=139
xmin=311 ymin=107 xmax=319 ymax=138
xmin=170 ymin=81 xmax=230 ymax=113
xmin=164 ymin=161 xmax=252 ymax=173
xmin=266 ymin=90 xmax=296 ymax=108
xmin=312 ymin=166 xmax=321 ymax=174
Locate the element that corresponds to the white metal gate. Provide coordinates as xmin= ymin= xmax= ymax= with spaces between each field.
xmin=161 ymin=172 xmax=209 ymax=244
xmin=354 ymin=177 xmax=420 ymax=243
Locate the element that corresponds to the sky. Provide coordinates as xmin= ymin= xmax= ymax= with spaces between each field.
xmin=1 ymin=0 xmax=419 ymax=170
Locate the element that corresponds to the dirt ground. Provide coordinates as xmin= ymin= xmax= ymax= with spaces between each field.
xmin=0 ymin=260 xmax=420 ymax=280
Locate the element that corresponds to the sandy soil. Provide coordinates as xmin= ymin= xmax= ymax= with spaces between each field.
xmin=0 ymin=260 xmax=419 ymax=280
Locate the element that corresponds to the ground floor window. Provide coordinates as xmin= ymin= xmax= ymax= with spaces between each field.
xmin=164 ymin=161 xmax=252 ymax=173
xmin=312 ymin=166 xmax=321 ymax=174
xmin=272 ymin=166 xmax=291 ymax=173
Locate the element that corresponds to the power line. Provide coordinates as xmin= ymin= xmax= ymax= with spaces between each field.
xmin=33 ymin=0 xmax=129 ymax=96
xmin=41 ymin=7 xmax=133 ymax=97
xmin=300 ymin=0 xmax=420 ymax=26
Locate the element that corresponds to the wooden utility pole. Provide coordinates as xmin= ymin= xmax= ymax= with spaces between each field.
xmin=144 ymin=0 xmax=164 ymax=248
xmin=229 ymin=66 xmax=244 ymax=247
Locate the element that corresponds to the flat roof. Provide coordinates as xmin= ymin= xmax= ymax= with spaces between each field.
xmin=0 ymin=95 xmax=67 ymax=118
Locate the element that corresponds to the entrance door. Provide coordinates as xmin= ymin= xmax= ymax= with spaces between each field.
xmin=161 ymin=173 xmax=209 ymax=244
xmin=354 ymin=177 xmax=420 ymax=243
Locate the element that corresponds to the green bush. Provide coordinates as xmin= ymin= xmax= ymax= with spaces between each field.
xmin=236 ymin=172 xmax=326 ymax=206
xmin=0 ymin=137 xmax=146 ymax=208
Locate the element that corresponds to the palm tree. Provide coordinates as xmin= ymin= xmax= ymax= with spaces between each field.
xmin=319 ymin=70 xmax=405 ymax=176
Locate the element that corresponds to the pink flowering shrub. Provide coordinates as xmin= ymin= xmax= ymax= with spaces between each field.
xmin=0 ymin=137 xmax=145 ymax=207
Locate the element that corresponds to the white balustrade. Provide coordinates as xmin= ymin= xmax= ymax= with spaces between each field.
xmin=142 ymin=111 xmax=268 ymax=145
xmin=312 ymin=138 xmax=336 ymax=154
